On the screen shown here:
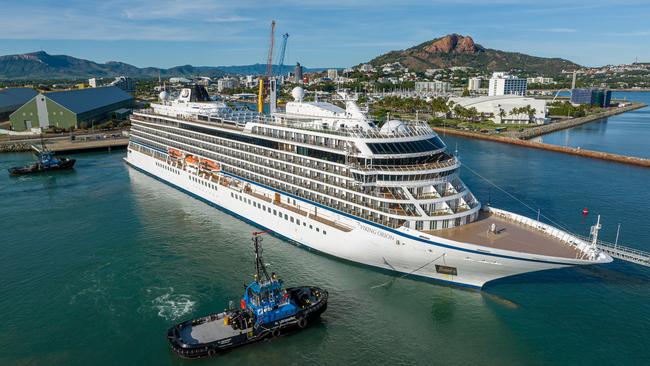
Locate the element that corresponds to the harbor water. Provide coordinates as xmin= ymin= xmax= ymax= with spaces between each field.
xmin=539 ymin=91 xmax=650 ymax=158
xmin=2 ymin=106 xmax=650 ymax=365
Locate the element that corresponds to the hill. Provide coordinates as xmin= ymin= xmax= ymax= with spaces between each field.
xmin=0 ymin=51 xmax=329 ymax=80
xmin=368 ymin=34 xmax=580 ymax=74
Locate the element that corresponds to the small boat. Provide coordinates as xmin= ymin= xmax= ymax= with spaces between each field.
xmin=8 ymin=142 xmax=76 ymax=176
xmin=167 ymin=231 xmax=328 ymax=359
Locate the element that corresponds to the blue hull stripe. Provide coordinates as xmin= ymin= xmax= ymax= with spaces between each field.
xmin=124 ymin=158 xmax=481 ymax=289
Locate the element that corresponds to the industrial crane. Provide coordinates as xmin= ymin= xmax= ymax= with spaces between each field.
xmin=258 ymin=20 xmax=275 ymax=113
xmin=277 ymin=33 xmax=289 ymax=78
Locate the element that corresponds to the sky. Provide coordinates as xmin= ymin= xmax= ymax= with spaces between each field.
xmin=0 ymin=0 xmax=648 ymax=69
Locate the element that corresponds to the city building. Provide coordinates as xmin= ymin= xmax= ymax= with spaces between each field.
xmin=217 ymin=77 xmax=239 ymax=92
xmin=294 ymin=63 xmax=304 ymax=84
xmin=0 ymin=87 xmax=38 ymax=121
xmin=169 ymin=77 xmax=192 ymax=84
xmin=526 ymin=76 xmax=555 ymax=84
xmin=109 ymin=76 xmax=135 ymax=93
xmin=88 ymin=78 xmax=98 ymax=88
xmin=570 ymin=88 xmax=612 ymax=107
xmin=358 ymin=63 xmax=374 ymax=72
xmin=449 ymin=95 xmax=548 ymax=124
xmin=488 ymin=72 xmax=528 ymax=96
xmin=414 ymin=81 xmax=451 ymax=93
xmin=467 ymin=77 xmax=481 ymax=91
xmin=327 ymin=69 xmax=338 ymax=80
xmin=9 ymin=86 xmax=133 ymax=131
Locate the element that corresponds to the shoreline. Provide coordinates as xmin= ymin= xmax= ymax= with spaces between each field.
xmin=507 ymin=102 xmax=646 ymax=139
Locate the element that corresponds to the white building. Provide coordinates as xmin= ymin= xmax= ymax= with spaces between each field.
xmin=327 ymin=69 xmax=339 ymax=80
xmin=449 ymin=95 xmax=548 ymax=124
xmin=488 ymin=72 xmax=527 ymax=96
xmin=414 ymin=81 xmax=451 ymax=93
xmin=358 ymin=64 xmax=375 ymax=72
xmin=527 ymin=76 xmax=555 ymax=84
xmin=468 ymin=77 xmax=481 ymax=91
xmin=88 ymin=78 xmax=97 ymax=88
xmin=217 ymin=77 xmax=239 ymax=92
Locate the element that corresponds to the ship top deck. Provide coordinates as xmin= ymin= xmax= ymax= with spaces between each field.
xmin=135 ymin=108 xmax=434 ymax=140
xmin=431 ymin=212 xmax=583 ymax=259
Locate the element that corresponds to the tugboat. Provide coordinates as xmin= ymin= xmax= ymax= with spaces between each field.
xmin=167 ymin=231 xmax=328 ymax=359
xmin=8 ymin=140 xmax=75 ymax=176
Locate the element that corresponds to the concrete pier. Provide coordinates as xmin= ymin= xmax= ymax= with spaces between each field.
xmin=0 ymin=136 xmax=128 ymax=154
xmin=433 ymin=128 xmax=650 ymax=168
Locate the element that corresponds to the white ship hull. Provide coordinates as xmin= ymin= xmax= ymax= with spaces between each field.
xmin=125 ymin=148 xmax=606 ymax=288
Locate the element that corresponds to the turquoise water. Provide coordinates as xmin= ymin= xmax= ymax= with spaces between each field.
xmin=2 ymin=124 xmax=650 ymax=364
xmin=540 ymin=91 xmax=650 ymax=158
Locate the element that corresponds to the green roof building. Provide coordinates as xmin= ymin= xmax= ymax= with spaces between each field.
xmin=9 ymin=86 xmax=133 ymax=131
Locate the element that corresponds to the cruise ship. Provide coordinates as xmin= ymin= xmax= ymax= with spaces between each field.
xmin=125 ymin=84 xmax=612 ymax=288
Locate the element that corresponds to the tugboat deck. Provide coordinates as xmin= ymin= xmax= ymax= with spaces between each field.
xmin=431 ymin=213 xmax=582 ymax=259
xmin=180 ymin=320 xmax=249 ymax=345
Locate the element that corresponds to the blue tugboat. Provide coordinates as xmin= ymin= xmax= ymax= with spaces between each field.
xmin=167 ymin=231 xmax=328 ymax=359
xmin=8 ymin=142 xmax=75 ymax=176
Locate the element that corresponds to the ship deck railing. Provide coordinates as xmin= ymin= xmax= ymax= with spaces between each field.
xmin=350 ymin=157 xmax=459 ymax=172
xmin=134 ymin=109 xmax=435 ymax=140
xmin=486 ymin=207 xmax=594 ymax=256
xmin=490 ymin=207 xmax=650 ymax=265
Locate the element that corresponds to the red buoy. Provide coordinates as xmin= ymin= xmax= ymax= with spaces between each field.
xmin=240 ymin=298 xmax=246 ymax=309
xmin=582 ymin=207 xmax=589 ymax=216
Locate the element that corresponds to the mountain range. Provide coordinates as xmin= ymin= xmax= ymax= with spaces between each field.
xmin=368 ymin=34 xmax=580 ymax=74
xmin=0 ymin=51 xmax=324 ymax=80
xmin=0 ymin=35 xmax=581 ymax=80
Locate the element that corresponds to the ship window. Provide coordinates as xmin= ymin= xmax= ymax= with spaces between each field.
xmin=309 ymin=225 xmax=313 ymax=229
xmin=323 ymin=231 xmax=327 ymax=235
xmin=303 ymin=222 xmax=306 ymax=226
xmin=290 ymin=217 xmax=294 ymax=223
xmin=231 ymin=193 xmax=233 ymax=197
xmin=273 ymin=209 xmax=277 ymax=215
xmin=316 ymin=227 xmax=320 ymax=232
xmin=284 ymin=214 xmax=288 ymax=220
xmin=296 ymin=219 xmax=300 ymax=225
xmin=435 ymin=265 xmax=457 ymax=276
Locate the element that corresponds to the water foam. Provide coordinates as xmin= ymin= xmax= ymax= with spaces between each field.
xmin=149 ymin=288 xmax=196 ymax=320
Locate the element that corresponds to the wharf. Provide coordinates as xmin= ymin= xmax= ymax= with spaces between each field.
xmin=433 ymin=128 xmax=650 ymax=168
xmin=0 ymin=135 xmax=128 ymax=154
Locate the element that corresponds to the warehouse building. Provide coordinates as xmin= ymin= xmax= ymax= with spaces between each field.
xmin=0 ymin=87 xmax=38 ymax=121
xmin=10 ymin=86 xmax=133 ymax=131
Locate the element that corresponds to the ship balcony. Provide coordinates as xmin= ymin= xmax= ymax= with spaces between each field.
xmin=351 ymin=157 xmax=459 ymax=173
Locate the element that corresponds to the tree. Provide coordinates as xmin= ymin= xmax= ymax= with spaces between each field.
xmin=462 ymin=88 xmax=470 ymax=97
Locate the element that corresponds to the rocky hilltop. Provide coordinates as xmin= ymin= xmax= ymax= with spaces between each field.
xmin=369 ymin=34 xmax=579 ymax=74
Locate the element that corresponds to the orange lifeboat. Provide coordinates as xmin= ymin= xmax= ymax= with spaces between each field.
xmin=200 ymin=158 xmax=221 ymax=172
xmin=168 ymin=148 xmax=183 ymax=159
xmin=184 ymin=155 xmax=199 ymax=166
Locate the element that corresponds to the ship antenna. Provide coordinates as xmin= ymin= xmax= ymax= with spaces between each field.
xmin=590 ymin=214 xmax=602 ymax=250
xmin=252 ymin=231 xmax=271 ymax=282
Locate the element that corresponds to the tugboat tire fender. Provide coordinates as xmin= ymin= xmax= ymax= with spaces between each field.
xmin=272 ymin=329 xmax=281 ymax=338
xmin=297 ymin=317 xmax=307 ymax=329
xmin=208 ymin=348 xmax=216 ymax=357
